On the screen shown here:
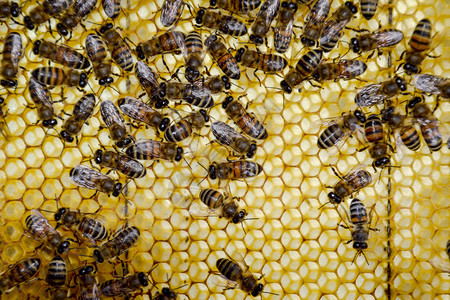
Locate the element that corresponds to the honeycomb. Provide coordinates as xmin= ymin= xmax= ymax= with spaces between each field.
xmin=0 ymin=0 xmax=449 ymax=298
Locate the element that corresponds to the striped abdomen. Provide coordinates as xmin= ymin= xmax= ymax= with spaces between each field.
xmin=79 ymin=217 xmax=108 ymax=241
xmin=318 ymin=124 xmax=345 ymax=149
xmin=164 ymin=120 xmax=192 ymax=143
xmin=419 ymin=119 xmax=442 ymax=152
xmin=400 ymin=125 xmax=420 ymax=151
xmin=349 ymin=198 xmax=368 ymax=225
xmin=360 ymin=0 xmax=378 ymax=20
xmin=409 ymin=18 xmax=431 ymax=52
xmin=364 ymin=114 xmax=384 ymax=143
xmin=46 ymin=256 xmax=66 ymax=286
xmin=200 ymin=188 xmax=224 ymax=209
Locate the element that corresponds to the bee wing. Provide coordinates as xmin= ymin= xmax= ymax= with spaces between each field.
xmin=258 ymin=0 xmax=280 ymax=25
xmin=373 ymin=30 xmax=404 ymax=47
xmin=100 ymin=100 xmax=125 ymax=128
xmin=70 ymin=165 xmax=110 ymax=190
xmin=211 ymin=272 xmax=239 ymax=291
xmin=173 ymin=29 xmax=188 ymax=59
xmin=430 ymin=257 xmax=450 ymax=273
xmin=119 ymin=97 xmax=153 ymax=123
xmin=29 ymin=78 xmax=53 ymax=107
xmin=28 ymin=209 xmax=59 ymax=237
xmin=161 ymin=0 xmax=183 ymax=27
xmin=320 ymin=18 xmax=346 ymax=45
xmin=211 ymin=121 xmax=243 ymax=147
xmin=414 ymin=74 xmax=445 ymax=94
xmin=116 ymin=155 xmax=146 ymax=177
xmin=306 ymin=0 xmax=330 ymax=30
xmin=189 ymin=84 xmax=212 ymax=98
xmin=188 ymin=201 xmax=220 ymax=219
xmin=355 ymin=83 xmax=385 ymax=107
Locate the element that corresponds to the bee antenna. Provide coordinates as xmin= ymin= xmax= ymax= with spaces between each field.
xmin=85 ymin=20 xmax=103 ymax=26
xmin=40 ymin=209 xmax=56 ymax=213
xmin=109 ymin=85 xmax=121 ymax=95
xmin=318 ymin=201 xmax=332 ymax=210
xmin=266 ymin=86 xmax=283 ymax=91
xmin=263 ymin=291 xmax=280 ymax=296
xmin=183 ymin=157 xmax=192 ymax=170
xmin=229 ymin=81 xmax=244 ymax=90
xmin=174 ymin=283 xmax=189 ymax=290
xmin=197 ymin=161 xmax=208 ymax=171
xmin=240 ymin=221 xmax=246 ymax=234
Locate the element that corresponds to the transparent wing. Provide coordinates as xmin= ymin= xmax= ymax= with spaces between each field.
xmin=100 ymin=100 xmax=125 ymax=128
xmin=355 ymin=83 xmax=385 ymax=107
xmin=211 ymin=121 xmax=243 ymax=147
xmin=260 ymin=0 xmax=280 ymax=25
xmin=430 ymin=257 xmax=450 ymax=273
xmin=119 ymin=97 xmax=153 ymax=123
xmin=414 ymin=74 xmax=445 ymax=94
xmin=173 ymin=29 xmax=188 ymax=59
xmin=70 ymin=165 xmax=110 ymax=190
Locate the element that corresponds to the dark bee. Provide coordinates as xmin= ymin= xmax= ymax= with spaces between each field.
xmin=164 ymin=109 xmax=209 ymax=143
xmin=273 ymin=1 xmax=297 ymax=53
xmin=102 ymin=0 xmax=120 ymax=19
xmin=280 ymin=49 xmax=323 ymax=93
xmin=319 ymin=1 xmax=357 ymax=52
xmin=301 ymin=0 xmax=330 ymax=47
xmin=363 ymin=114 xmax=391 ymax=169
xmin=235 ymin=48 xmax=287 ymax=73
xmin=77 ymin=265 xmax=100 ymax=300
xmin=99 ymin=272 xmax=149 ymax=297
xmin=125 ymin=139 xmax=184 ymax=162
xmin=46 ymin=255 xmax=68 ymax=300
xmin=161 ymin=0 xmax=184 ymax=27
xmin=211 ymin=121 xmax=257 ymax=158
xmin=355 ymin=76 xmax=407 ymax=107
xmin=0 ymin=258 xmax=41 ymax=295
xmin=317 ymin=110 xmax=366 ymax=149
xmin=56 ymin=0 xmax=97 ymax=36
xmin=350 ymin=29 xmax=404 ymax=55
xmin=118 ymin=96 xmax=170 ymax=132
xmin=210 ymin=0 xmax=261 ymax=13
xmin=94 ymin=149 xmax=147 ymax=178
xmin=205 ymin=35 xmax=240 ymax=80
xmin=327 ymin=167 xmax=372 ymax=204
xmin=54 ymin=207 xmax=108 ymax=244
xmin=85 ymin=34 xmax=113 ymax=86
xmin=0 ymin=1 xmax=20 ymax=20
xmin=31 ymin=67 xmax=88 ymax=87
xmin=28 ymin=78 xmax=57 ymax=128
xmin=195 ymin=9 xmax=247 ymax=37
xmin=199 ymin=188 xmax=248 ymax=224
xmin=136 ymin=31 xmax=185 ymax=60
xmin=100 ymin=100 xmax=132 ymax=148
xmin=381 ymin=106 xmax=421 ymax=151
xmin=61 ymin=94 xmax=95 ymax=143
xmin=32 ymin=40 xmax=90 ymax=69
xmin=297 ymin=0 xmax=314 ymax=3
xmin=1 ymin=32 xmax=23 ymax=87
xmin=93 ymin=226 xmax=140 ymax=263
xmin=162 ymin=81 xmax=214 ymax=108
xmin=402 ymin=19 xmax=432 ymax=74
xmin=135 ymin=61 xmax=167 ymax=108
xmin=408 ymin=97 xmax=442 ymax=152
xmin=360 ymin=0 xmax=378 ymax=20
xmin=25 ymin=209 xmax=71 ymax=254
xmin=222 ymin=96 xmax=268 ymax=140
xmin=203 ymin=75 xmax=231 ymax=94
xmin=413 ymin=74 xmax=450 ymax=99
xmin=70 ymin=164 xmax=123 ymax=197
xmin=99 ymin=23 xmax=134 ymax=72
xmin=177 ymin=30 xmax=204 ymax=83
xmin=153 ymin=287 xmax=178 ymax=300
xmin=208 ymin=160 xmax=263 ymax=180
xmin=364 ymin=114 xmax=384 ymax=144
xmin=312 ymin=59 xmax=367 ymax=82
xmin=249 ymin=0 xmax=280 ymax=45
xmin=24 ymin=0 xmax=75 ymax=30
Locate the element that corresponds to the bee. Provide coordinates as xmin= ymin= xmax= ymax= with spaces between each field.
xmin=319 ymin=1 xmax=357 ymax=52
xmin=153 ymin=287 xmax=179 ymax=300
xmin=0 ymin=1 xmax=20 ymax=20
xmin=102 ymin=0 xmax=120 ymax=19
xmin=31 ymin=66 xmax=88 ymax=88
xmin=118 ymin=96 xmax=170 ymax=132
xmin=317 ymin=109 xmax=366 ymax=149
xmin=413 ymin=74 xmax=450 ymax=99
xmin=32 ymin=40 xmax=91 ymax=69
xmin=46 ymin=255 xmax=68 ymax=300
xmin=222 ymin=96 xmax=268 ymax=140
xmin=401 ymin=19 xmax=432 ymax=74
xmin=360 ymin=0 xmax=378 ymax=20
xmin=211 ymin=121 xmax=257 ymax=158
xmin=93 ymin=226 xmax=140 ymax=263
xmin=77 ymin=265 xmax=100 ymax=300
xmin=205 ymin=35 xmax=240 ymax=80
xmin=199 ymin=188 xmax=248 ymax=224
xmin=25 ymin=209 xmax=71 ymax=254
xmin=0 ymin=258 xmax=41 ymax=295
xmin=249 ymin=0 xmax=280 ymax=45
xmin=311 ymin=59 xmax=367 ymax=82
xmin=70 ymin=164 xmax=123 ymax=197
xmin=100 ymin=100 xmax=132 ymax=148
xmin=24 ymin=0 xmax=75 ymax=30
xmin=99 ymin=23 xmax=134 ymax=72
xmin=195 ymin=9 xmax=247 ymax=37
xmin=135 ymin=61 xmax=168 ymax=108
xmin=99 ymin=272 xmax=149 ymax=297
xmin=85 ymin=34 xmax=114 ymax=86
xmin=235 ymin=48 xmax=287 ymax=73
xmin=125 ymin=139 xmax=184 ymax=162
xmin=327 ymin=167 xmax=372 ymax=204
xmin=136 ymin=31 xmax=185 ymax=60
xmin=301 ymin=0 xmax=330 ymax=47
xmin=203 ymin=75 xmax=231 ymax=94
xmin=1 ymin=32 xmax=23 ymax=87
xmin=60 ymin=94 xmax=96 ymax=143
xmin=176 ymin=30 xmax=204 ymax=83
xmin=408 ymin=97 xmax=442 ymax=152
xmin=350 ymin=29 xmax=404 ymax=55
xmin=208 ymin=160 xmax=263 ymax=180
xmin=273 ymin=1 xmax=297 ymax=53
xmin=355 ymin=76 xmax=407 ymax=107
xmin=210 ymin=0 xmax=261 ymax=13
xmin=164 ymin=109 xmax=209 ymax=143
xmin=28 ymin=78 xmax=58 ymax=128
xmin=362 ymin=114 xmax=391 ymax=169
xmin=54 ymin=207 xmax=108 ymax=244
xmin=94 ymin=149 xmax=147 ymax=178
xmin=381 ymin=106 xmax=421 ymax=151
xmin=162 ymin=81 xmax=215 ymax=108
xmin=280 ymin=49 xmax=323 ymax=93
xmin=56 ymin=0 xmax=98 ymax=36
xmin=161 ymin=0 xmax=184 ymax=27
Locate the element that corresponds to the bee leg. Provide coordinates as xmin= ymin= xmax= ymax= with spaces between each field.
xmin=328 ymin=165 xmax=343 ymax=179
xmin=432 ymin=96 xmax=440 ymax=113
xmin=161 ymin=54 xmax=172 ymax=74
xmin=253 ymin=70 xmax=263 ymax=86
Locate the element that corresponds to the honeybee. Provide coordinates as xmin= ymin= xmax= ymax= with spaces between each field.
xmin=0 ymin=258 xmax=41 ymax=295
xmin=199 ymin=188 xmax=248 ymax=224
xmin=235 ymin=48 xmax=287 ymax=73
xmin=222 ymin=96 xmax=268 ymax=140
xmin=176 ymin=30 xmax=204 ymax=83
xmin=46 ymin=255 xmax=68 ymax=300
xmin=311 ymin=59 xmax=367 ymax=82
xmin=249 ymin=0 xmax=280 ymax=45
xmin=31 ymin=67 xmax=88 ymax=87
xmin=211 ymin=0 xmax=261 ymax=13
xmin=100 ymin=100 xmax=132 ymax=148
xmin=327 ymin=167 xmax=372 ymax=205
xmin=273 ymin=1 xmax=297 ymax=53
xmin=203 ymin=75 xmax=231 ymax=93
xmin=93 ymin=226 xmax=140 ymax=263
xmin=360 ymin=0 xmax=378 ymax=20
xmin=164 ymin=109 xmax=209 ymax=143
xmin=94 ymin=149 xmax=147 ymax=178
xmin=317 ymin=109 xmax=366 ymax=149
xmin=61 ymin=94 xmax=96 ymax=143
xmin=99 ymin=272 xmax=149 ymax=297
xmin=319 ymin=1 xmax=357 ymax=52
xmin=135 ymin=61 xmax=168 ymax=108
xmin=355 ymin=76 xmax=407 ymax=107
xmin=0 ymin=1 xmax=20 ymax=20
xmin=413 ymin=74 xmax=450 ymax=99
xmin=56 ymin=0 xmax=97 ymax=36
xmin=100 ymin=23 xmax=134 ymax=72
xmin=1 ymin=32 xmax=23 ymax=87
xmin=162 ymin=81 xmax=214 ymax=108
xmin=301 ymin=0 xmax=330 ymax=47
xmin=77 ymin=265 xmax=100 ymax=300
xmin=195 ymin=9 xmax=247 ymax=37
xmin=362 ymin=114 xmax=391 ymax=169
xmin=401 ymin=19 xmax=433 ymax=74
xmin=54 ymin=207 xmax=108 ymax=244
xmin=350 ymin=29 xmax=404 ymax=56
xmin=381 ymin=106 xmax=421 ymax=151
xmin=24 ymin=0 xmax=75 ymax=30
xmin=208 ymin=160 xmax=263 ymax=180
xmin=102 ymin=0 xmax=120 ymax=19
xmin=161 ymin=0 xmax=184 ymax=27
xmin=25 ymin=209 xmax=71 ymax=254
xmin=153 ymin=287 xmax=179 ymax=300
xmin=136 ymin=31 xmax=185 ymax=60
xmin=28 ymin=78 xmax=58 ymax=128
xmin=85 ymin=34 xmax=113 ymax=86
xmin=70 ymin=164 xmax=123 ymax=197
xmin=125 ymin=139 xmax=184 ymax=162
xmin=205 ymin=35 xmax=240 ymax=80
xmin=211 ymin=121 xmax=257 ymax=158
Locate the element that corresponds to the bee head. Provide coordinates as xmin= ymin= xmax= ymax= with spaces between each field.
xmin=375 ymin=157 xmax=390 ymax=168
xmin=93 ymin=249 xmax=104 ymax=263
xmin=195 ymin=8 xmax=205 ymax=24
xmin=222 ymin=96 xmax=234 ymax=109
xmin=175 ymin=147 xmax=183 ymax=162
xmin=395 ymin=76 xmax=407 ymax=91
xmin=100 ymin=23 xmax=113 ymax=34
xmin=79 ymin=72 xmax=88 ymax=88
xmin=354 ymin=109 xmax=366 ymax=123
xmin=350 ymin=38 xmax=360 ymax=53
xmin=327 ymin=192 xmax=342 ymax=204
xmin=222 ymin=76 xmax=231 ymax=90
xmin=24 ymin=16 xmax=35 ymax=30
xmin=232 ymin=209 xmax=247 ymax=224
xmin=11 ymin=2 xmax=20 ymax=17
xmin=57 ymin=240 xmax=71 ymax=254
xmin=247 ymin=143 xmax=257 ymax=158
xmin=235 ymin=48 xmax=245 ymax=62
xmin=251 ymin=283 xmax=264 ymax=296
xmin=94 ymin=149 xmax=103 ymax=164
xmin=54 ymin=208 xmax=66 ymax=221
xmin=249 ymin=34 xmax=263 ymax=45
xmin=353 ymin=242 xmax=368 ymax=250
xmin=138 ymin=272 xmax=149 ymax=286
xmin=403 ymin=63 xmax=418 ymax=74
xmin=280 ymin=80 xmax=292 ymax=94
xmin=42 ymin=119 xmax=58 ymax=128
xmin=208 ymin=163 xmax=217 ymax=180
xmin=56 ymin=23 xmax=68 ymax=36
xmin=112 ymin=183 xmax=123 ymax=197
xmin=345 ymin=1 xmax=358 ymax=14
xmin=159 ymin=117 xmax=170 ymax=131
xmin=199 ymin=109 xmax=210 ymax=122
xmin=99 ymin=76 xmax=114 ymax=86
xmin=60 ymin=130 xmax=74 ymax=142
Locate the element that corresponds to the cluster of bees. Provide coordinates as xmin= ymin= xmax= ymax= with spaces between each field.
xmin=0 ymin=0 xmax=448 ymax=298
